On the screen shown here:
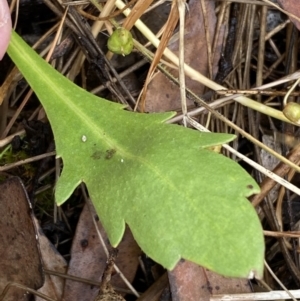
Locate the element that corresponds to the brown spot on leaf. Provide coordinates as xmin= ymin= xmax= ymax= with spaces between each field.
xmin=80 ymin=239 xmax=88 ymax=249
xmin=91 ymin=150 xmax=102 ymax=160
xmin=105 ymin=149 xmax=116 ymax=160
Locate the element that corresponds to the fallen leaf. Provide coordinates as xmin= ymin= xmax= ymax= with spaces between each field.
xmin=0 ymin=177 xmax=44 ymax=301
xmin=277 ymin=0 xmax=300 ymax=30
xmin=140 ymin=0 xmax=179 ymax=111
xmin=168 ymin=260 xmax=254 ymax=301
xmin=34 ymin=217 xmax=67 ymax=301
xmin=63 ymin=203 xmax=141 ymax=301
xmin=144 ymin=0 xmax=225 ymax=112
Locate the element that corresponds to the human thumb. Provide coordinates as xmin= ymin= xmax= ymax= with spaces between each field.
xmin=0 ymin=0 xmax=12 ymax=60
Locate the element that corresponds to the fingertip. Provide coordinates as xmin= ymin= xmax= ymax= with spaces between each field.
xmin=0 ymin=0 xmax=12 ymax=60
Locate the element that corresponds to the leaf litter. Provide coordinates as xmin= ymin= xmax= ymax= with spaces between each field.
xmin=2 ymin=0 xmax=300 ymax=300
xmin=0 ymin=177 xmax=44 ymax=301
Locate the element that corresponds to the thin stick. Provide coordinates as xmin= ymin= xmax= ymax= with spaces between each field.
xmin=177 ymin=0 xmax=187 ymax=127
xmin=44 ymin=269 xmax=134 ymax=294
xmin=200 ymin=0 xmax=213 ymax=79
xmin=211 ymin=290 xmax=300 ymax=301
xmin=0 ymin=129 xmax=25 ymax=148
xmin=217 ymin=89 xmax=300 ymax=96
xmin=0 ymin=151 xmax=56 ymax=171
xmin=0 ymin=282 xmax=57 ymax=301
xmin=264 ymin=230 xmax=300 ymax=238
xmin=264 ymin=260 xmax=297 ymax=301
xmin=45 ymin=6 xmax=68 ymax=62
xmin=283 ymin=77 xmax=300 ymax=106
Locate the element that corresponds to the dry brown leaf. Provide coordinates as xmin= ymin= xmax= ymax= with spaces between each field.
xmin=0 ymin=177 xmax=44 ymax=301
xmin=34 ymin=217 xmax=68 ymax=301
xmin=62 ymin=203 xmax=141 ymax=301
xmin=144 ymin=0 xmax=224 ymax=112
xmin=168 ymin=260 xmax=254 ymax=301
xmin=277 ymin=0 xmax=300 ymax=30
xmin=139 ymin=0 xmax=179 ymax=112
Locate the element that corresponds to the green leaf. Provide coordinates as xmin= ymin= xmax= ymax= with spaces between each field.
xmin=7 ymin=31 xmax=264 ymax=277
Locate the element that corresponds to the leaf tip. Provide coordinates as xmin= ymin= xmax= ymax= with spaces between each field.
xmin=54 ymin=166 xmax=82 ymax=206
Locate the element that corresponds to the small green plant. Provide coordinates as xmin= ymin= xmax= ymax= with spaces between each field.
xmin=7 ymin=31 xmax=264 ymax=278
xmin=283 ymin=102 xmax=300 ymax=125
xmin=107 ymin=28 xmax=133 ymax=56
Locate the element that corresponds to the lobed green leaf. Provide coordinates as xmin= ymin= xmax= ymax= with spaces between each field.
xmin=7 ymin=31 xmax=264 ymax=277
